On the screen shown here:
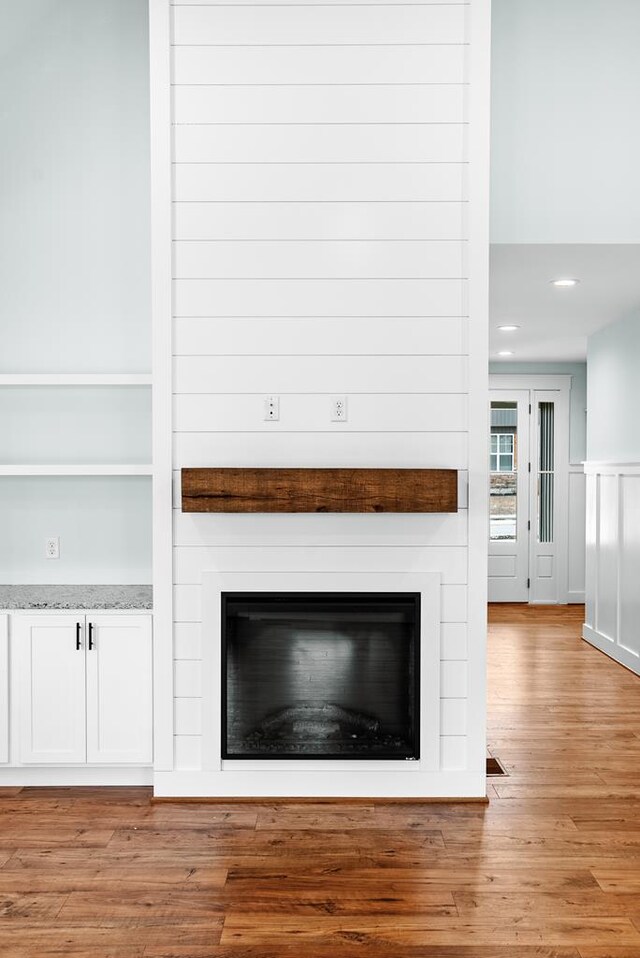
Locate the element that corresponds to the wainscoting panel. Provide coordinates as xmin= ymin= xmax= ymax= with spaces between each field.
xmin=583 ymin=463 xmax=640 ymax=675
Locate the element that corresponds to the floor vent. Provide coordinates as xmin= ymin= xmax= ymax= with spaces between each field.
xmin=486 ymin=756 xmax=508 ymax=776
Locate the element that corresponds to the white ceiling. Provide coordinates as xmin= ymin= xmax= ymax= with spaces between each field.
xmin=489 ymin=244 xmax=640 ymax=363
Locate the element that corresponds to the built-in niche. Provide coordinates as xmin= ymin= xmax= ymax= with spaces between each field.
xmin=221 ymin=592 xmax=420 ymax=760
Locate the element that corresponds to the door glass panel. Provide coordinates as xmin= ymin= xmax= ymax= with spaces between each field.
xmin=490 ymin=402 xmax=518 ymax=540
xmin=538 ymin=401 xmax=554 ymax=543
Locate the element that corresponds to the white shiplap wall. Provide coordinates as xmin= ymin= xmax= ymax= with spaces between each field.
xmin=157 ymin=0 xmax=488 ymax=794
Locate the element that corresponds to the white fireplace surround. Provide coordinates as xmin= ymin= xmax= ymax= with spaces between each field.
xmin=154 ymin=570 xmax=481 ymax=798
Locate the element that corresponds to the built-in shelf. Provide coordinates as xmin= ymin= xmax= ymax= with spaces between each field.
xmin=182 ymin=467 xmax=458 ymax=514
xmin=0 ymin=465 xmax=153 ymax=477
xmin=0 ymin=374 xmax=151 ymax=386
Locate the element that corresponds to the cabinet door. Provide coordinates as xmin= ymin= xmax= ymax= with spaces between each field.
xmin=0 ymin=615 xmax=8 ymax=763
xmin=15 ymin=616 xmax=86 ymax=764
xmin=86 ymin=615 xmax=153 ymax=764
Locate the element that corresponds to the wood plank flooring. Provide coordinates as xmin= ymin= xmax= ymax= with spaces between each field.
xmin=1 ymin=604 xmax=639 ymax=957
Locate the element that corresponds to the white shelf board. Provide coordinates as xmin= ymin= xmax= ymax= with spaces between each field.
xmin=0 ymin=465 xmax=153 ymax=477
xmin=0 ymin=374 xmax=152 ymax=386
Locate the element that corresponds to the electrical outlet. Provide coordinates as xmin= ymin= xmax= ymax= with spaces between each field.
xmin=263 ymin=395 xmax=280 ymax=421
xmin=45 ymin=537 xmax=60 ymax=560
xmin=331 ymin=396 xmax=348 ymax=422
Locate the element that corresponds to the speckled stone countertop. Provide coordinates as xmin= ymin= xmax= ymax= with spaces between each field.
xmin=0 ymin=585 xmax=153 ymax=611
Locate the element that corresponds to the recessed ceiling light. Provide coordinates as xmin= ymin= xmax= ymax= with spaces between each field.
xmin=551 ymin=278 xmax=579 ymax=288
xmin=497 ymin=324 xmax=520 ymax=331
xmin=498 ymin=350 xmax=514 ymax=356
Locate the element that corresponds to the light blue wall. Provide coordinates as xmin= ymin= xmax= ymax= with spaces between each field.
xmin=0 ymin=0 xmax=150 ymax=372
xmin=587 ymin=314 xmax=640 ymax=461
xmin=0 ymin=478 xmax=152 ymax=585
xmin=1 ymin=1 xmax=152 ymax=585
xmin=489 ymin=362 xmax=587 ymax=464
xmin=491 ymin=0 xmax=640 ymax=243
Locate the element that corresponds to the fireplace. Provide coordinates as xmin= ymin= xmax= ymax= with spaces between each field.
xmin=221 ymin=592 xmax=420 ymax=760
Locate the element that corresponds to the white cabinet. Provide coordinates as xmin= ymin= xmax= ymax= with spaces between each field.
xmin=86 ymin=616 xmax=153 ymax=764
xmin=13 ymin=614 xmax=152 ymax=766
xmin=0 ymin=615 xmax=8 ymax=763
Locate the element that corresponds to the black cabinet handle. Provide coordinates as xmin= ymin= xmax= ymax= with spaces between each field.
xmin=88 ymin=622 xmax=94 ymax=650
xmin=75 ymin=622 xmax=82 ymax=650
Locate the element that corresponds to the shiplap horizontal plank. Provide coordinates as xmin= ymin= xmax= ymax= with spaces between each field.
xmin=173 ymin=394 xmax=467 ymax=433
xmin=174 ymin=735 xmax=202 ymax=770
xmin=173 ymin=123 xmax=466 ymax=164
xmin=441 ymin=698 xmax=467 ymax=736
xmin=173 ymin=163 xmax=465 ymax=202
xmin=174 ymin=697 xmax=201 ymax=735
xmin=173 ymin=469 xmax=469 ymax=509
xmin=171 ymin=6 xmax=466 ymax=45
xmin=174 ymin=660 xmax=202 ymax=698
xmin=173 ymin=511 xmax=468 ymax=547
xmin=174 ymin=623 xmax=202 ymax=660
xmin=173 ymin=201 xmax=467 ymax=241
xmin=440 ymin=622 xmax=468 ymax=660
xmin=173 ymin=582 xmax=468 ymax=624
xmin=174 ymin=317 xmax=467 ymax=356
xmin=174 ymin=279 xmax=466 ymax=317
xmin=172 ymin=1 xmax=465 ymax=7
xmin=441 ymin=735 xmax=467 ymax=770
xmin=173 ymin=545 xmax=468 ymax=584
xmin=173 ymin=240 xmax=464 ymax=280
xmin=174 ymin=355 xmax=467 ymax=393
xmin=173 ymin=432 xmax=468 ymax=470
xmin=173 ymin=85 xmax=465 ymax=126
xmin=171 ymin=45 xmax=465 ymax=86
xmin=441 ymin=660 xmax=467 ymax=697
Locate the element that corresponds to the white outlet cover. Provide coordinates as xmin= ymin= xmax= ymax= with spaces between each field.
xmin=331 ymin=396 xmax=348 ymax=421
xmin=45 ymin=537 xmax=60 ymax=559
xmin=263 ymin=395 xmax=280 ymax=421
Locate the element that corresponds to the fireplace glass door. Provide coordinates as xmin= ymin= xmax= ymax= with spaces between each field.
xmin=222 ymin=593 xmax=420 ymax=760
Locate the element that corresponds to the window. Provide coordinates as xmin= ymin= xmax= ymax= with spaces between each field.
xmin=490 ymin=433 xmax=514 ymax=472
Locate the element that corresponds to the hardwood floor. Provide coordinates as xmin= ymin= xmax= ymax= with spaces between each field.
xmin=1 ymin=604 xmax=639 ymax=957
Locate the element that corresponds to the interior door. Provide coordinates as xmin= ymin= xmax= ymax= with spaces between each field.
xmin=488 ymin=391 xmax=531 ymax=602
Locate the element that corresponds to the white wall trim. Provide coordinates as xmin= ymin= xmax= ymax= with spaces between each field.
xmin=584 ymin=462 xmax=640 ymax=474
xmin=0 ymin=767 xmax=153 ymax=787
xmin=490 ymin=373 xmax=574 ymax=604
xmin=489 ymin=375 xmax=573 ymax=392
xmin=465 ymin=0 xmax=491 ymax=780
xmin=150 ymin=0 xmax=174 ymax=771
xmin=153 ymin=769 xmax=485 ymax=800
xmin=180 ymin=570 xmax=446 ymax=797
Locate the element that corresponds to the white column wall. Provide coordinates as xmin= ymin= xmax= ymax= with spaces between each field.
xmin=150 ymin=0 xmax=491 ymax=796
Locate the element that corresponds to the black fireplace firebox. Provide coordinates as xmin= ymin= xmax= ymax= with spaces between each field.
xmin=221 ymin=592 xmax=420 ymax=760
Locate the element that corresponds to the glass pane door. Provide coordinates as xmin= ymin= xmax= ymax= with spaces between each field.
xmin=488 ymin=391 xmax=531 ymax=602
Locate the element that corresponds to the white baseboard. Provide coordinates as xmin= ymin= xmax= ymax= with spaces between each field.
xmin=153 ymin=769 xmax=487 ymax=799
xmin=582 ymin=624 xmax=640 ymax=677
xmin=568 ymin=591 xmax=585 ymax=604
xmin=0 ymin=766 xmax=153 ymax=787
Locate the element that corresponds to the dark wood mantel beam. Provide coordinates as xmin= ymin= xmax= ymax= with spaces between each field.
xmin=181 ymin=468 xmax=458 ymax=514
